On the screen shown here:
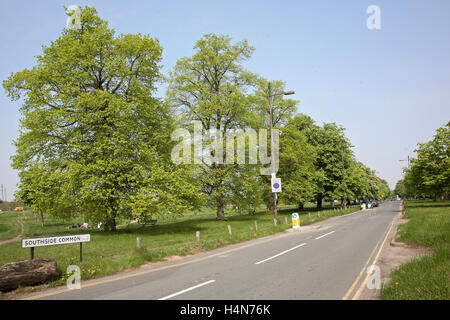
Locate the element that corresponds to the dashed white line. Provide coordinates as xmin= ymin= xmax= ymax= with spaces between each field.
xmin=315 ymin=231 xmax=335 ymax=240
xmin=255 ymin=243 xmax=307 ymax=265
xmin=158 ymin=280 xmax=216 ymax=300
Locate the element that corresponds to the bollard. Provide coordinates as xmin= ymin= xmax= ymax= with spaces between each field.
xmin=228 ymin=225 xmax=232 ymax=236
xmin=254 ymin=220 xmax=258 ymax=232
xmin=285 ymin=216 xmax=288 ymax=225
xmin=196 ymin=231 xmax=200 ymax=243
xmin=137 ymin=237 xmax=141 ymax=249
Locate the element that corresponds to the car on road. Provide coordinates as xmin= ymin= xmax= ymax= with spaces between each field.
xmin=371 ymin=200 xmax=379 ymax=207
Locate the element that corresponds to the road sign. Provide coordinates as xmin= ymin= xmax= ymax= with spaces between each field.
xmin=22 ymin=234 xmax=91 ymax=248
xmin=22 ymin=234 xmax=91 ymax=262
xmin=271 ymin=177 xmax=282 ymax=193
xmin=292 ymin=213 xmax=300 ymax=229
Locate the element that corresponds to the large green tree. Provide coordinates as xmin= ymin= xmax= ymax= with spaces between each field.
xmin=4 ymin=7 xmax=200 ymax=231
xmin=288 ymin=114 xmax=354 ymax=209
xmin=402 ymin=122 xmax=450 ymax=200
xmin=167 ymin=33 xmax=261 ymax=220
xmin=277 ymin=117 xmax=317 ymax=210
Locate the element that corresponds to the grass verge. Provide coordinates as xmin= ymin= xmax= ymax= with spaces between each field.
xmin=380 ymin=200 xmax=450 ymax=300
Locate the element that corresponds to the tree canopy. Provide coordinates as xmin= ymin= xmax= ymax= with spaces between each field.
xmin=5 ymin=7 xmax=392 ymax=229
xmin=4 ymin=6 xmax=200 ymax=231
xmin=398 ymin=121 xmax=449 ymax=200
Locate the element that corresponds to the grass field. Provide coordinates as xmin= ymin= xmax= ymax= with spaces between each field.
xmin=0 ymin=202 xmax=358 ymax=293
xmin=381 ymin=200 xmax=450 ymax=300
xmin=0 ymin=211 xmax=22 ymax=242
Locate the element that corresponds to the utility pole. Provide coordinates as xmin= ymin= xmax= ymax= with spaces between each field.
xmin=0 ymin=184 xmax=4 ymax=202
xmin=399 ymin=156 xmax=410 ymax=169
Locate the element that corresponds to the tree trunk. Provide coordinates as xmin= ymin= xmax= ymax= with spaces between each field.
xmin=0 ymin=258 xmax=59 ymax=291
xmin=298 ymin=202 xmax=304 ymax=211
xmin=316 ymin=194 xmax=322 ymax=209
xmin=330 ymin=200 xmax=334 ymax=208
xmin=39 ymin=211 xmax=44 ymax=227
xmin=269 ymin=192 xmax=275 ymax=211
xmin=105 ymin=215 xmax=117 ymax=232
xmin=216 ymin=194 xmax=226 ymax=221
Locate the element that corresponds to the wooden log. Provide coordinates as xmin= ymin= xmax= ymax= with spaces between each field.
xmin=0 ymin=258 xmax=59 ymax=291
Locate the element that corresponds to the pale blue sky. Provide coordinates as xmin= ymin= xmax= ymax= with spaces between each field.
xmin=1 ymin=0 xmax=450 ymax=200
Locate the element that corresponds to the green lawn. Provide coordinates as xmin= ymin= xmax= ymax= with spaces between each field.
xmin=0 ymin=203 xmax=359 ymax=293
xmin=381 ymin=200 xmax=450 ymax=300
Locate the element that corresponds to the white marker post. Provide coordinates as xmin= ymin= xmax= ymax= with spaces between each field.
xmin=292 ymin=213 xmax=300 ymax=231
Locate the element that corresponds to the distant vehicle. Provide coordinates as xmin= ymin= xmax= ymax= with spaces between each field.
xmin=372 ymin=200 xmax=379 ymax=207
xmin=14 ymin=207 xmax=24 ymax=211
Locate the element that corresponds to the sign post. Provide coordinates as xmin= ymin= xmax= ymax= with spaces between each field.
xmin=22 ymin=234 xmax=90 ymax=261
xmin=292 ymin=213 xmax=300 ymax=230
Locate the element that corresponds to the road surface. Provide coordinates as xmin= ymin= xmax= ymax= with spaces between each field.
xmin=21 ymin=201 xmax=401 ymax=300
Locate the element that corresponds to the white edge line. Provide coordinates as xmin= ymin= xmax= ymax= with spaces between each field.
xmin=255 ymin=243 xmax=307 ymax=265
xmin=315 ymin=231 xmax=335 ymax=240
xmin=158 ymin=280 xmax=216 ymax=300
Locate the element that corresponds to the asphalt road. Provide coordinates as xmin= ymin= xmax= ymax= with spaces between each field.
xmin=21 ymin=201 xmax=401 ymax=300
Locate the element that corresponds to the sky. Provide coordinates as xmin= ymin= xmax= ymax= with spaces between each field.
xmin=1 ymin=0 xmax=450 ymax=200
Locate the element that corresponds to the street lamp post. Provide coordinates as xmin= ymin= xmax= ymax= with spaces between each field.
xmin=267 ymin=82 xmax=294 ymax=224
xmin=340 ymin=141 xmax=354 ymax=209
xmin=341 ymin=143 xmax=346 ymax=209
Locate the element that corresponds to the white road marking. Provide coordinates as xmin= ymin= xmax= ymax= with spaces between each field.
xmin=255 ymin=243 xmax=307 ymax=265
xmin=315 ymin=231 xmax=335 ymax=240
xmin=158 ymin=280 xmax=216 ymax=300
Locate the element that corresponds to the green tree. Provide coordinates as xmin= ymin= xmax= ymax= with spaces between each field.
xmin=4 ymin=7 xmax=200 ymax=231
xmin=345 ymin=161 xmax=369 ymax=204
xmin=403 ymin=122 xmax=450 ymax=200
xmin=394 ymin=179 xmax=406 ymax=198
xmin=167 ymin=33 xmax=260 ymax=220
xmin=15 ymin=164 xmax=75 ymax=227
xmin=289 ymin=114 xmax=353 ymax=209
xmin=277 ymin=118 xmax=317 ymax=210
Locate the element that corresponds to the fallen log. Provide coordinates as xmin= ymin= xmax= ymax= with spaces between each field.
xmin=0 ymin=258 xmax=59 ymax=291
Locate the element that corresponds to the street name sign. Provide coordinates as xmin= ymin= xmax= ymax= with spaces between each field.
xmin=22 ymin=234 xmax=91 ymax=248
xmin=22 ymin=234 xmax=91 ymax=261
